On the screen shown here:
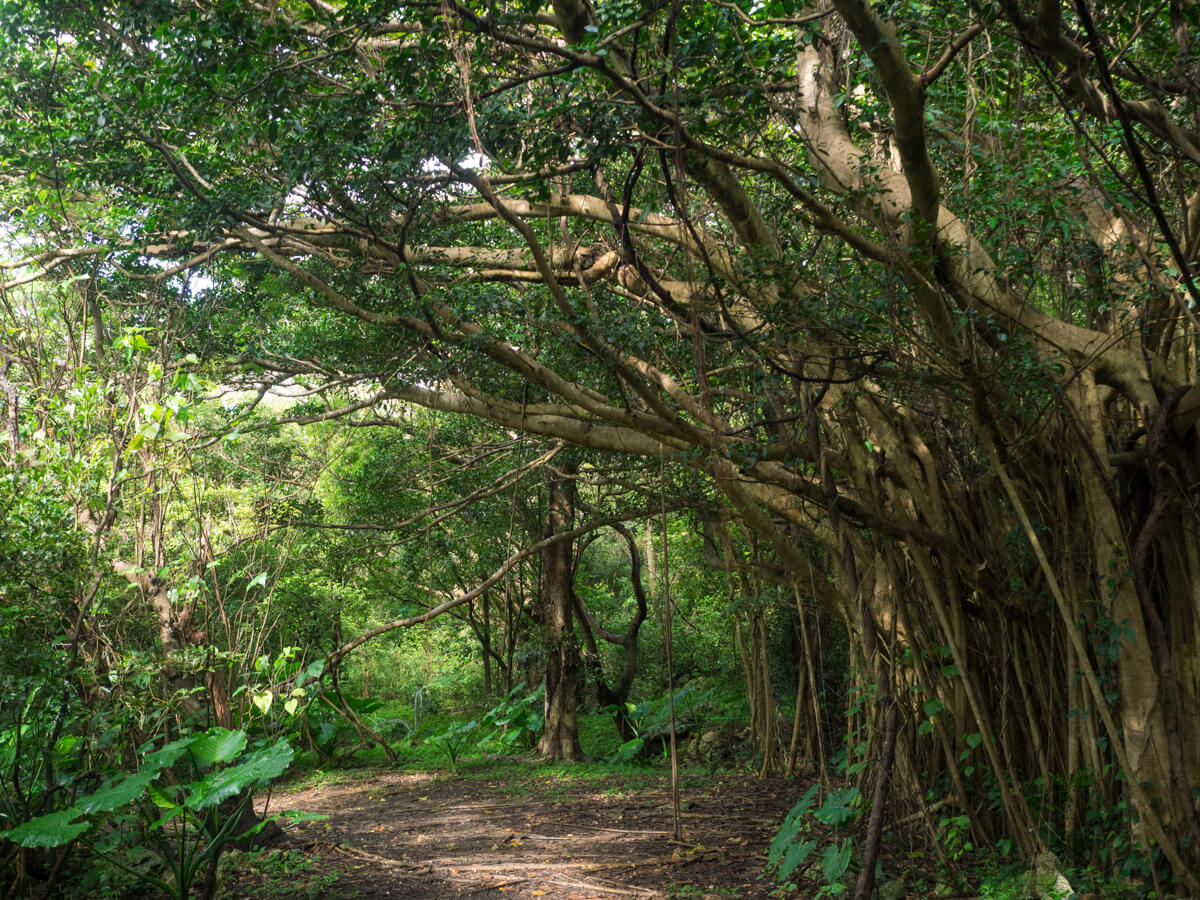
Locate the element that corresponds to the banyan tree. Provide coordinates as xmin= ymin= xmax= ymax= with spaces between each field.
xmin=2 ymin=0 xmax=1198 ymax=889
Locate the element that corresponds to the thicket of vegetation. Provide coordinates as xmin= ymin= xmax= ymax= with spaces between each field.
xmin=2 ymin=0 xmax=1199 ymax=897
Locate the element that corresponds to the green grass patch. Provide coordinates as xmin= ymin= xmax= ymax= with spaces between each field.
xmin=217 ymin=847 xmax=355 ymax=899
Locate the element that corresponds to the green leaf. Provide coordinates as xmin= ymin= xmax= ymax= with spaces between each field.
xmin=237 ymin=739 xmax=294 ymax=781
xmin=78 ymin=771 xmax=156 ymax=814
xmin=147 ymin=784 xmax=178 ymax=810
xmin=145 ymin=735 xmax=200 ymax=772
xmin=778 ymin=837 xmax=817 ymax=880
xmin=964 ymin=732 xmax=982 ymax=749
xmin=610 ymin=736 xmax=644 ymax=763
xmin=301 ymin=658 xmax=326 ymax=684
xmin=4 ymin=808 xmax=89 ymax=848
xmin=813 ymin=788 xmax=859 ymax=826
xmin=187 ymin=739 xmax=293 ymax=809
xmin=189 ymin=728 xmax=248 ymax=767
xmin=252 ymin=690 xmax=274 ymax=715
xmin=783 ymin=783 xmax=820 ymax=822
xmin=278 ymin=810 xmax=329 ymax=823
xmin=768 ymin=822 xmax=796 ymax=866
xmin=821 ymin=839 xmax=852 ymax=882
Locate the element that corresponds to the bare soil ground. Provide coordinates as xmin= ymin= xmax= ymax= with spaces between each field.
xmin=234 ymin=763 xmax=801 ymax=898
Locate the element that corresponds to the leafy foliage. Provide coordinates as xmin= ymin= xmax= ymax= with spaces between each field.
xmin=3 ymin=0 xmax=1200 ymax=892
xmin=766 ymin=783 xmax=862 ymax=894
xmin=3 ymin=727 xmax=303 ymax=900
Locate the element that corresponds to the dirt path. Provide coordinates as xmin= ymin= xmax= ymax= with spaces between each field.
xmin=240 ymin=764 xmax=799 ymax=898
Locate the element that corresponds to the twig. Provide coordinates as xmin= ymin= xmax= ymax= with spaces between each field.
xmin=537 ymin=819 xmax=673 ymax=835
xmin=546 ymin=872 xmax=663 ymax=896
xmin=327 ymin=843 xmax=421 ymax=869
xmin=462 ymin=879 xmax=528 ymax=894
xmin=387 ymin=799 xmax=532 ymax=810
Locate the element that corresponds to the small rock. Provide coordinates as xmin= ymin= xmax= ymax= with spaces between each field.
xmin=1030 ymin=851 xmax=1076 ymax=899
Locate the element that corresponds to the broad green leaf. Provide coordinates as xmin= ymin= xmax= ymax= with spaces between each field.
xmin=145 ymin=735 xmax=200 ymax=772
xmin=301 ymin=658 xmax=326 ymax=683
xmin=768 ymin=824 xmax=795 ymax=866
xmin=187 ymin=739 xmax=293 ymax=809
xmin=279 ymin=810 xmax=329 ymax=823
xmin=252 ymin=690 xmax=274 ymax=715
xmin=813 ymin=788 xmax=859 ymax=826
xmin=610 ymin=736 xmax=644 ymax=763
xmin=783 ymin=784 xmax=820 ymax=822
xmin=78 ymin=771 xmax=156 ymax=814
xmin=769 ymin=784 xmax=820 ymax=867
xmin=190 ymin=728 xmax=248 ymax=767
xmin=4 ymin=808 xmax=89 ymax=848
xmin=186 ymin=770 xmax=243 ymax=811
xmin=778 ymin=838 xmax=816 ymax=880
xmin=821 ymin=839 xmax=852 ymax=883
xmin=224 ymin=738 xmax=294 ymax=790
xmin=147 ymin=783 xmax=178 ymax=810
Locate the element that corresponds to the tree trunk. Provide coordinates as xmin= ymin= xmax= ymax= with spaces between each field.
xmin=481 ymin=597 xmax=493 ymax=698
xmin=575 ymin=523 xmax=650 ymax=743
xmin=538 ymin=465 xmax=585 ymax=761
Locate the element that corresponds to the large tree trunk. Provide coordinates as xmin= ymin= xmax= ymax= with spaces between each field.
xmin=538 ymin=465 xmax=585 ymax=761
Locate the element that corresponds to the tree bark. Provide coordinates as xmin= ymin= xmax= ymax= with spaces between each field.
xmin=538 ymin=465 xmax=585 ymax=761
xmin=854 ymin=701 xmax=899 ymax=900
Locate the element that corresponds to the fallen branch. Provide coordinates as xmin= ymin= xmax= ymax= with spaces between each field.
xmin=545 ymin=872 xmax=663 ymax=897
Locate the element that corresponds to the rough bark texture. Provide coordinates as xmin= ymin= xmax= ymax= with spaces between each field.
xmin=538 ymin=466 xmax=585 ymax=762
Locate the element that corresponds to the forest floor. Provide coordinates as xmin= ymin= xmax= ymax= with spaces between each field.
xmin=224 ymin=760 xmax=803 ymax=898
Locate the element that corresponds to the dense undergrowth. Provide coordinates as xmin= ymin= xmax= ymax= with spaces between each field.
xmin=0 ymin=608 xmax=1175 ymax=900
xmin=2 ymin=628 xmax=1175 ymax=900
xmin=277 ymin=694 xmax=1183 ymax=900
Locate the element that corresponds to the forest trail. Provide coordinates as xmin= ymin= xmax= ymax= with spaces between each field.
xmin=239 ymin=766 xmax=798 ymax=898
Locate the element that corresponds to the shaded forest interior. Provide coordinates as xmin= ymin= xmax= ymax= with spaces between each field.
xmin=2 ymin=0 xmax=1200 ymax=897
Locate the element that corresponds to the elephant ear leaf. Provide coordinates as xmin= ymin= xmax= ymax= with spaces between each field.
xmin=187 ymin=739 xmax=294 ymax=810
xmin=225 ymin=739 xmax=294 ymax=787
xmin=189 ymin=728 xmax=248 ymax=767
xmin=144 ymin=734 xmax=200 ymax=771
xmin=78 ymin=770 xmax=157 ymax=814
xmin=4 ymin=808 xmax=90 ymax=848
xmin=779 ymin=838 xmax=817 ymax=881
